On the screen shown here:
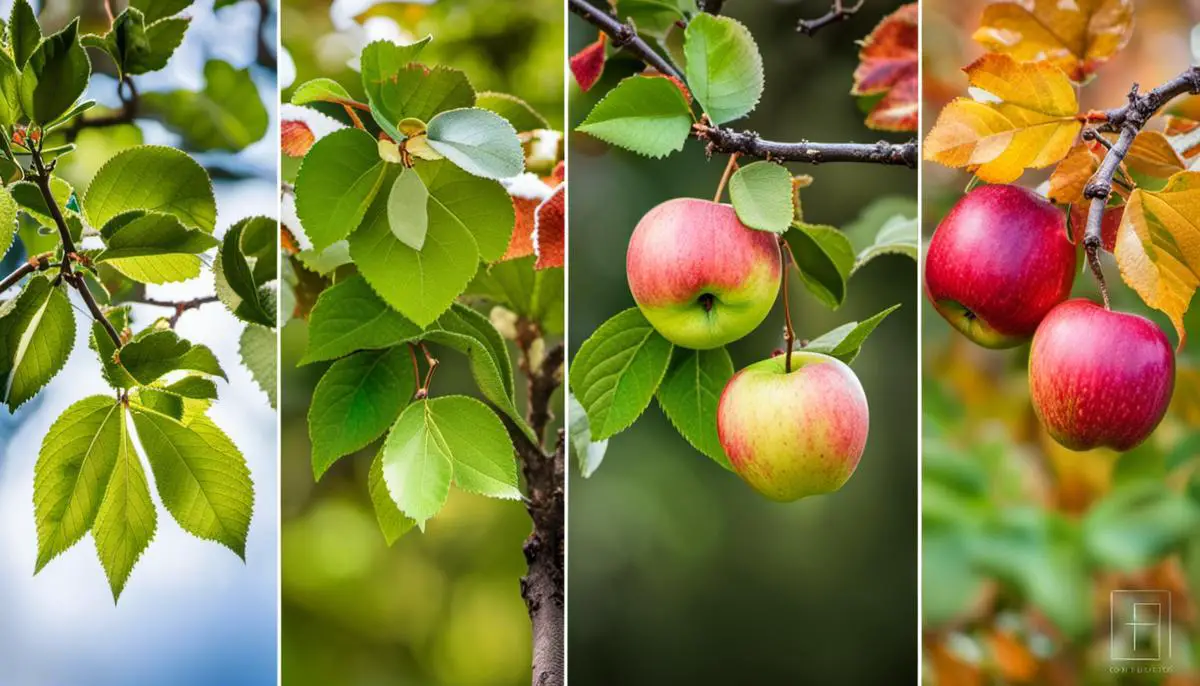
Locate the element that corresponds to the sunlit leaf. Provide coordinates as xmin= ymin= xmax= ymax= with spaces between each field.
xmin=973 ymin=0 xmax=1133 ymax=82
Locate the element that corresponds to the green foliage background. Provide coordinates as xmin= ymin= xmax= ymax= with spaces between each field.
xmin=280 ymin=2 xmax=563 ymax=685
xmin=567 ymin=1 xmax=918 ymax=683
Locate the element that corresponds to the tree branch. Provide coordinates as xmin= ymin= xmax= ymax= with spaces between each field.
xmin=569 ymin=0 xmax=918 ymax=168
xmin=0 ymin=253 xmax=52 ymax=294
xmin=695 ymin=122 xmax=918 ymax=167
xmin=507 ymin=340 xmax=565 ymax=686
xmin=797 ymin=0 xmax=865 ymax=35
xmin=1082 ymin=66 xmax=1200 ymax=307
xmin=65 ymin=77 xmax=138 ymax=142
xmin=136 ymin=295 xmax=220 ymax=326
xmin=697 ymin=0 xmax=726 ymax=14
xmin=567 ymin=0 xmax=683 ymax=81
xmin=30 ymin=147 xmax=121 ymax=346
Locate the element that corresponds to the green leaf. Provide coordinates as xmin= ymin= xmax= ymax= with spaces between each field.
xmin=853 ymin=214 xmax=918 ymax=273
xmin=476 ymin=91 xmax=549 ymax=132
xmin=309 ymin=347 xmax=413 ymax=479
xmin=577 ymin=75 xmax=693 ymax=159
xmin=9 ymin=0 xmax=40 ymax=70
xmin=422 ymin=159 xmax=514 ymax=262
xmin=571 ymin=307 xmax=673 ymax=440
xmin=96 ymin=211 xmax=217 ymax=263
xmin=468 ymin=257 xmax=564 ymax=334
xmin=0 ymin=186 xmax=16 ymax=256
xmin=728 ymin=161 xmax=793 ymax=233
xmin=387 ymin=166 xmax=429 ymax=250
xmin=301 ymin=274 xmax=423 ymax=365
xmin=655 ymin=346 xmax=734 ymax=469
xmin=425 ymin=108 xmax=525 ymax=180
xmin=349 ymin=166 xmax=478 ymax=327
xmin=133 ymin=16 xmax=189 ymax=75
xmin=379 ymin=399 xmax=454 ymax=526
xmin=238 ymin=214 xmax=276 ymax=284
xmin=92 ymin=408 xmax=155 ymax=600
xmin=437 ymin=396 xmax=520 ymax=499
xmin=214 ymin=216 xmax=274 ymax=326
xmin=358 ymin=37 xmax=435 ymax=135
xmin=803 ymin=304 xmax=900 ymax=364
xmin=684 ymin=14 xmax=763 ymax=125
xmin=130 ymin=0 xmax=192 ymax=24
xmin=786 ymin=223 xmax=854 ymax=308
xmin=140 ymin=61 xmax=269 ymax=151
xmin=132 ymin=387 xmax=185 ymax=420
xmin=86 ymin=8 xmax=151 ymax=78
xmin=614 ymin=0 xmax=689 ymax=38
xmin=294 ymin=128 xmax=388 ymax=252
xmin=33 ymin=396 xmax=123 ymax=571
xmin=290 ymin=77 xmax=352 ymax=106
xmin=130 ymin=409 xmax=253 ymax=558
xmin=89 ymin=310 xmax=137 ymax=389
xmin=11 ymin=177 xmax=75 ymax=229
xmin=1084 ymin=481 xmax=1200 ymax=571
xmin=20 ymin=19 xmax=90 ymax=125
xmin=2 ymin=276 xmax=75 ymax=411
xmin=119 ymin=329 xmax=226 ymax=385
xmin=0 ymin=50 xmax=23 ymax=126
xmin=369 ymin=449 xmax=416 ymax=545
xmin=240 ymin=324 xmax=276 ymax=408
xmin=163 ymin=374 xmax=218 ymax=400
xmin=363 ymin=61 xmax=474 ymax=142
xmin=84 ymin=145 xmax=216 ymax=233
xmin=568 ymin=392 xmax=608 ymax=478
xmin=425 ymin=303 xmax=537 ymax=443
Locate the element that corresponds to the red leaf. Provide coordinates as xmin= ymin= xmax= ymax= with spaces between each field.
xmin=502 ymin=195 xmax=539 ymax=261
xmin=534 ymin=183 xmax=565 ymax=270
xmin=852 ymin=3 xmax=918 ymax=132
xmin=570 ymin=33 xmax=607 ymax=92
xmin=1069 ymin=203 xmax=1122 ymax=251
xmin=282 ymin=120 xmax=315 ymax=157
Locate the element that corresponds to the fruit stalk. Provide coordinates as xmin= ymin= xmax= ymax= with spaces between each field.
xmin=1082 ymin=67 xmax=1200 ymax=305
xmin=780 ymin=237 xmax=797 ymax=372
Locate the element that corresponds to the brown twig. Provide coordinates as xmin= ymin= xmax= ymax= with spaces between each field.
xmin=780 ymin=238 xmax=797 ymax=372
xmin=65 ymin=78 xmax=138 ymax=142
xmin=1082 ymin=67 xmax=1200 ymax=309
xmin=136 ymin=295 xmax=219 ymax=327
xmin=567 ymin=0 xmax=683 ymax=81
xmin=418 ymin=342 xmax=439 ymax=395
xmin=797 ymin=0 xmax=865 ymax=35
xmin=0 ymin=253 xmax=52 ymax=294
xmin=407 ymin=343 xmax=424 ymax=399
xmin=713 ymin=152 xmax=740 ymax=202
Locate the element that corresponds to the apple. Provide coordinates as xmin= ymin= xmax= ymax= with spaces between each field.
xmin=924 ymin=184 xmax=1076 ymax=348
xmin=627 ymin=198 xmax=781 ymax=349
xmin=717 ymin=351 xmax=869 ymax=501
xmin=1029 ymin=299 xmax=1174 ymax=451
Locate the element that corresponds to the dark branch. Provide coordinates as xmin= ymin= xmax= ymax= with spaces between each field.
xmin=1082 ymin=66 xmax=1200 ymax=306
xmin=254 ymin=0 xmax=277 ymax=69
xmin=30 ymin=146 xmax=122 ymax=346
xmin=567 ymin=0 xmax=683 ymax=81
xmin=65 ymin=78 xmax=138 ymax=142
xmin=506 ymin=338 xmax=565 ymax=686
xmin=797 ymin=0 xmax=865 ymax=35
xmin=0 ymin=254 xmax=51 ymax=294
xmin=696 ymin=123 xmax=918 ymax=167
xmin=136 ymin=295 xmax=220 ymax=327
xmin=697 ymin=0 xmax=726 ymax=14
xmin=569 ymin=0 xmax=917 ymax=168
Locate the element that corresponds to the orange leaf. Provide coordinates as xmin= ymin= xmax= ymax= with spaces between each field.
xmin=924 ymin=54 xmax=1080 ymax=183
xmin=1048 ymin=143 xmax=1100 ymax=205
xmin=852 ymin=3 xmax=918 ymax=132
xmin=1165 ymin=116 xmax=1200 ymax=159
xmin=1125 ymin=131 xmax=1186 ymax=178
xmin=534 ymin=183 xmax=564 ymax=270
xmin=282 ymin=120 xmax=315 ymax=157
xmin=502 ymin=195 xmax=539 ymax=261
xmin=1114 ymin=170 xmax=1200 ymax=349
xmin=1068 ymin=202 xmax=1121 ymax=251
xmin=988 ymin=630 xmax=1039 ymax=683
xmin=972 ymin=0 xmax=1133 ymax=82
xmin=570 ymin=32 xmax=607 ymax=92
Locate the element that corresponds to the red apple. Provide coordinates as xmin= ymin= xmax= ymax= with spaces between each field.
xmin=627 ymin=198 xmax=781 ymax=349
xmin=925 ymin=184 xmax=1076 ymax=348
xmin=1029 ymin=299 xmax=1174 ymax=451
xmin=717 ymin=352 xmax=869 ymax=501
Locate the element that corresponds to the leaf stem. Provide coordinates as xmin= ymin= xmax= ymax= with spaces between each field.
xmin=407 ymin=343 xmax=424 ymax=399
xmin=713 ymin=152 xmax=740 ymax=203
xmin=419 ymin=342 xmax=439 ymax=396
xmin=343 ymin=104 xmax=366 ymax=131
xmin=1082 ymin=67 xmax=1200 ymax=306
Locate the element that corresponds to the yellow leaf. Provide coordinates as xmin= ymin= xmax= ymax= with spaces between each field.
xmin=924 ymin=55 xmax=1081 ymax=183
xmin=972 ymin=0 xmax=1134 ymax=82
xmin=1125 ymin=131 xmax=1186 ymax=178
xmin=1048 ymin=143 xmax=1100 ymax=205
xmin=1114 ymin=170 xmax=1200 ymax=348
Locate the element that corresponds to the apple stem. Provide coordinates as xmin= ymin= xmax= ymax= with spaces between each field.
xmin=1085 ymin=245 xmax=1112 ymax=310
xmin=713 ymin=153 xmax=740 ymax=203
xmin=780 ymin=236 xmax=797 ymax=373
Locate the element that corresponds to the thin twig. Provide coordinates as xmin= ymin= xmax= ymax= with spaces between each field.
xmin=65 ymin=78 xmax=138 ymax=142
xmin=137 ymin=295 xmax=219 ymax=326
xmin=567 ymin=0 xmax=683 ymax=81
xmin=1082 ymin=67 xmax=1200 ymax=308
xmin=407 ymin=343 xmax=424 ymax=399
xmin=418 ymin=342 xmax=439 ymax=395
xmin=0 ymin=254 xmax=51 ymax=294
xmin=695 ymin=123 xmax=917 ymax=167
xmin=797 ymin=0 xmax=865 ymax=36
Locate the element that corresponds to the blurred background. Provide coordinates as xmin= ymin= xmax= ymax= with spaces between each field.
xmin=568 ymin=1 xmax=918 ymax=683
xmin=0 ymin=0 xmax=278 ymax=684
xmin=278 ymin=2 xmax=564 ymax=685
xmin=923 ymin=1 xmax=1200 ymax=683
